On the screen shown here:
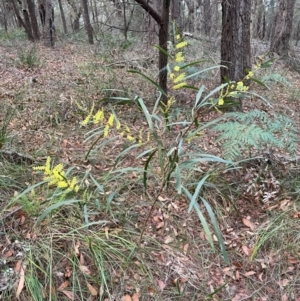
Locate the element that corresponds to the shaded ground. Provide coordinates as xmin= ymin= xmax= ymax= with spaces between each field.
xmin=1 ymin=36 xmax=300 ymax=301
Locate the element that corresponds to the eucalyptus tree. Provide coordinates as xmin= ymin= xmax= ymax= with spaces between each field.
xmin=270 ymin=0 xmax=296 ymax=56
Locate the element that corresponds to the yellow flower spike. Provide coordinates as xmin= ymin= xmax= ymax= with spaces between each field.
xmin=175 ymin=34 xmax=180 ymax=40
xmin=236 ymin=81 xmax=244 ymax=91
xmin=44 ymin=156 xmax=51 ymax=175
xmin=127 ymin=135 xmax=135 ymax=141
xmin=174 ymin=66 xmax=180 ymax=72
xmin=68 ymin=177 xmax=78 ymax=191
xmin=93 ymin=109 xmax=104 ymax=124
xmin=125 ymin=125 xmax=131 ymax=133
xmin=116 ymin=120 xmax=121 ymax=129
xmin=218 ymin=98 xmax=224 ymax=106
xmin=57 ymin=181 xmax=68 ymax=189
xmin=170 ymin=73 xmax=175 ymax=79
xmin=107 ymin=114 xmax=114 ymax=127
xmin=175 ymin=52 xmax=184 ymax=63
xmin=176 ymin=41 xmax=188 ymax=49
xmin=81 ymin=103 xmax=95 ymax=126
xmin=173 ymin=82 xmax=187 ymax=90
xmin=103 ymin=124 xmax=110 ymax=137
xmin=173 ymin=73 xmax=186 ymax=84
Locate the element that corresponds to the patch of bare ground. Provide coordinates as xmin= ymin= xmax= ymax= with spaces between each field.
xmin=0 ymin=38 xmax=300 ymax=301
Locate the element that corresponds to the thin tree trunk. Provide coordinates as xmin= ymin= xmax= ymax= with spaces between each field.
xmin=135 ymin=0 xmax=171 ymax=104
xmin=81 ymin=0 xmax=94 ymax=44
xmin=11 ymin=0 xmax=35 ymax=41
xmin=58 ymin=0 xmax=68 ymax=34
xmin=44 ymin=0 xmax=55 ymax=48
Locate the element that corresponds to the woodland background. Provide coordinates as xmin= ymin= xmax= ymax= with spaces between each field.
xmin=1 ymin=1 xmax=300 ymax=301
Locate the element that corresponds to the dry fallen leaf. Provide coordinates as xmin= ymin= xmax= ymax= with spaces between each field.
xmin=282 ymin=294 xmax=288 ymax=301
xmin=132 ymin=293 xmax=140 ymax=301
xmin=164 ymin=236 xmax=174 ymax=244
xmin=157 ymin=279 xmax=166 ymax=291
xmin=74 ymin=241 xmax=80 ymax=256
xmin=241 ymin=245 xmax=249 ymax=256
xmin=242 ymin=218 xmax=254 ymax=230
xmin=121 ymin=294 xmax=132 ymax=301
xmin=244 ymin=271 xmax=256 ymax=276
xmin=183 ymin=243 xmax=189 ymax=255
xmin=16 ymin=266 xmax=25 ymax=299
xmin=79 ymin=265 xmax=91 ymax=275
xmin=105 ymin=226 xmax=109 ymax=239
xmin=57 ymin=281 xmax=70 ymax=291
xmin=14 ymin=260 xmax=22 ymax=273
xmin=87 ymin=282 xmax=98 ymax=296
xmin=60 ymin=290 xmax=74 ymax=300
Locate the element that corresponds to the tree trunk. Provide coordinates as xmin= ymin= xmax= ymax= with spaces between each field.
xmin=26 ymin=0 xmax=40 ymax=40
xmin=270 ymin=0 xmax=296 ymax=56
xmin=221 ymin=0 xmax=251 ymax=109
xmin=203 ymin=0 xmax=211 ymax=36
xmin=171 ymin=0 xmax=182 ymax=33
xmin=81 ymin=0 xmax=94 ymax=44
xmin=221 ymin=0 xmax=251 ymax=82
xmin=58 ymin=0 xmax=68 ymax=34
xmin=67 ymin=0 xmax=81 ymax=33
xmin=44 ymin=0 xmax=55 ymax=47
xmin=11 ymin=0 xmax=35 ymax=41
xmin=135 ymin=0 xmax=170 ymax=104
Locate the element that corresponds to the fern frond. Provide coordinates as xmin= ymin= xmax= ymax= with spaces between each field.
xmin=213 ymin=110 xmax=298 ymax=160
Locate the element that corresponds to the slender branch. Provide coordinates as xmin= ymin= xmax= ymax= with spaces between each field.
xmin=134 ymin=0 xmax=162 ymax=26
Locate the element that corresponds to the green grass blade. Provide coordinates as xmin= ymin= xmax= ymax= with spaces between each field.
xmin=137 ymin=97 xmax=154 ymax=130
xmin=187 ymin=174 xmax=210 ymax=212
xmin=201 ymin=197 xmax=230 ymax=264
xmin=143 ymin=149 xmax=157 ymax=189
xmin=183 ymin=186 xmax=214 ymax=250
xmin=36 ymin=199 xmax=83 ymax=226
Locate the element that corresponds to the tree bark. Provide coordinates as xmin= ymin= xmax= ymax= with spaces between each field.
xmin=58 ymin=0 xmax=68 ymax=34
xmin=67 ymin=0 xmax=81 ymax=33
xmin=203 ymin=0 xmax=211 ymax=36
xmin=44 ymin=0 xmax=55 ymax=47
xmin=11 ymin=0 xmax=35 ymax=41
xmin=134 ymin=0 xmax=170 ymax=104
xmin=221 ymin=0 xmax=251 ymax=82
xmin=81 ymin=0 xmax=94 ymax=44
xmin=270 ymin=0 xmax=296 ymax=56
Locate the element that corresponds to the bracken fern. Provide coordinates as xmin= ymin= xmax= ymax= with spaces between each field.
xmin=213 ymin=109 xmax=298 ymax=160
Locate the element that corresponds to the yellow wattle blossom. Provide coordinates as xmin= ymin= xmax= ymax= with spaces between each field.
xmin=33 ymin=157 xmax=79 ymax=193
xmin=245 ymin=70 xmax=254 ymax=80
xmin=173 ymin=82 xmax=187 ymax=90
xmin=107 ymin=114 xmax=114 ymax=127
xmin=175 ymin=34 xmax=180 ymax=40
xmin=218 ymin=98 xmax=224 ymax=106
xmin=176 ymin=41 xmax=188 ymax=49
xmin=173 ymin=73 xmax=185 ymax=84
xmin=127 ymin=135 xmax=134 ymax=141
xmin=170 ymin=73 xmax=175 ymax=79
xmin=93 ymin=109 xmax=104 ymax=124
xmin=116 ymin=120 xmax=121 ymax=129
xmin=81 ymin=103 xmax=95 ymax=126
xmin=103 ymin=124 xmax=110 ymax=137
xmin=236 ymin=81 xmax=249 ymax=92
xmin=174 ymin=66 xmax=180 ymax=72
xmin=175 ymin=52 xmax=184 ymax=63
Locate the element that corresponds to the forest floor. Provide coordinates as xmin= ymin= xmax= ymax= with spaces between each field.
xmin=1 ymin=31 xmax=300 ymax=301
